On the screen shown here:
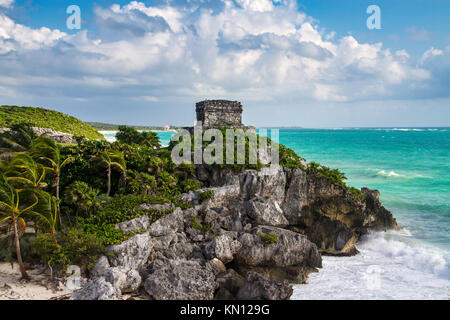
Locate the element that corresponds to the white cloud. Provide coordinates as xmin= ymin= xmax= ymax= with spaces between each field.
xmin=421 ymin=47 xmax=443 ymax=63
xmin=0 ymin=0 xmax=446 ymax=106
xmin=0 ymin=0 xmax=13 ymax=9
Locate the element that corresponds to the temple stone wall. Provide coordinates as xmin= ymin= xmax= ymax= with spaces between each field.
xmin=196 ymin=100 xmax=243 ymax=128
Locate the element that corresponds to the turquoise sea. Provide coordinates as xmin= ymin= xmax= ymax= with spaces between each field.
xmin=102 ymin=128 xmax=450 ymax=299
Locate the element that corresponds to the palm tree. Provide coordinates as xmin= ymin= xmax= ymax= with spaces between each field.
xmin=30 ymin=136 xmax=74 ymax=202
xmin=64 ymin=181 xmax=101 ymax=217
xmin=30 ymin=191 xmax=59 ymax=235
xmin=0 ymin=175 xmax=38 ymax=280
xmin=91 ymin=150 xmax=126 ymax=197
xmin=0 ymin=124 xmax=37 ymax=158
xmin=2 ymin=153 xmax=47 ymax=189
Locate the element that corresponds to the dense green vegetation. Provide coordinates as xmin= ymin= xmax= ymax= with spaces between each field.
xmin=0 ymin=125 xmax=198 ymax=277
xmin=306 ymin=161 xmax=366 ymax=199
xmin=0 ymin=106 xmax=103 ymax=140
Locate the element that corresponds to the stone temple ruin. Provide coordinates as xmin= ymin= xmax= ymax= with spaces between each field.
xmin=192 ymin=100 xmax=254 ymax=131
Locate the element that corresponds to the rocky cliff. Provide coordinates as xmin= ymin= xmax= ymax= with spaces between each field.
xmin=73 ymin=164 xmax=397 ymax=300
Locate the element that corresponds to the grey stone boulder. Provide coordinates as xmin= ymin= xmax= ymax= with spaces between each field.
xmin=245 ymin=197 xmax=289 ymax=227
xmin=107 ymin=232 xmax=154 ymax=270
xmin=32 ymin=127 xmax=77 ymax=144
xmin=236 ymin=271 xmax=293 ymax=300
xmin=239 ymin=166 xmax=286 ymax=201
xmin=140 ymin=203 xmax=175 ymax=212
xmin=72 ymin=277 xmax=120 ymax=300
xmin=104 ymin=267 xmax=141 ymax=294
xmin=90 ymin=255 xmax=110 ymax=278
xmin=236 ymin=226 xmax=322 ymax=268
xmin=196 ymin=185 xmax=240 ymax=209
xmin=204 ymin=234 xmax=242 ymax=264
xmin=195 ymin=165 xmax=239 ymax=187
xmin=115 ymin=215 xmax=150 ymax=233
xmin=215 ymin=269 xmax=244 ymax=299
xmin=147 ymin=207 xmax=184 ymax=237
xmin=144 ymin=258 xmax=217 ymax=300
xmin=206 ymin=258 xmax=227 ymax=275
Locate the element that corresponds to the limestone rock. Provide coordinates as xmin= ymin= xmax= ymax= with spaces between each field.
xmin=104 ymin=267 xmax=141 ymax=293
xmin=236 ymin=226 xmax=322 ymax=268
xmin=107 ymin=232 xmax=153 ymax=270
xmin=72 ymin=277 xmax=120 ymax=300
xmin=245 ymin=197 xmax=289 ymax=227
xmin=147 ymin=207 xmax=184 ymax=237
xmin=204 ymin=234 xmax=242 ymax=264
xmin=90 ymin=255 xmax=110 ymax=278
xmin=239 ymin=166 xmax=286 ymax=201
xmin=115 ymin=215 xmax=150 ymax=233
xmin=215 ymin=269 xmax=244 ymax=298
xmin=144 ymin=259 xmax=217 ymax=300
xmin=206 ymin=258 xmax=227 ymax=275
xmin=140 ymin=203 xmax=175 ymax=212
xmin=236 ymin=271 xmax=293 ymax=300
xmin=32 ymin=127 xmax=77 ymax=144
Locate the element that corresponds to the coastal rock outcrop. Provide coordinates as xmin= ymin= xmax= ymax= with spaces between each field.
xmin=74 ymin=162 xmax=397 ymax=300
xmin=281 ymin=168 xmax=397 ymax=255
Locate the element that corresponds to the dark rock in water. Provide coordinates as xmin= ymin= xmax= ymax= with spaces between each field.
xmin=236 ymin=271 xmax=293 ymax=300
xmin=280 ymin=168 xmax=397 ymax=255
xmin=144 ymin=258 xmax=217 ymax=300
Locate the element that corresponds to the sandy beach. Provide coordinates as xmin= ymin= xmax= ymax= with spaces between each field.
xmin=0 ymin=263 xmax=72 ymax=300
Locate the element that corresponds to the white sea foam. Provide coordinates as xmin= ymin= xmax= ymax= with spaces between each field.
xmin=368 ymin=169 xmax=430 ymax=179
xmin=292 ymin=231 xmax=450 ymax=300
xmin=377 ymin=170 xmax=401 ymax=177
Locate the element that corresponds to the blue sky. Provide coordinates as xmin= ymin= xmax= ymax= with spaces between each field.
xmin=1 ymin=0 xmax=449 ymax=127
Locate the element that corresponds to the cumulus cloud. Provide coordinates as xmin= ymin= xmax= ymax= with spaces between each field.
xmin=0 ymin=0 xmax=446 ymax=108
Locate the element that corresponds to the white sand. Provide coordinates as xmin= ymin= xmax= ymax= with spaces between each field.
xmin=0 ymin=263 xmax=72 ymax=300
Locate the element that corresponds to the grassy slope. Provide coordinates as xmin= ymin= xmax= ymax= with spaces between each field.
xmin=0 ymin=106 xmax=103 ymax=140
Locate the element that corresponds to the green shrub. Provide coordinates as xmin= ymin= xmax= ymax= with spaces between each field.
xmin=258 ymin=232 xmax=279 ymax=244
xmin=33 ymin=228 xmax=105 ymax=274
xmin=350 ymin=187 xmax=367 ymax=200
xmin=180 ymin=178 xmax=203 ymax=193
xmin=116 ymin=125 xmax=160 ymax=149
xmin=76 ymin=194 xmax=191 ymax=245
xmin=198 ymin=190 xmax=214 ymax=204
